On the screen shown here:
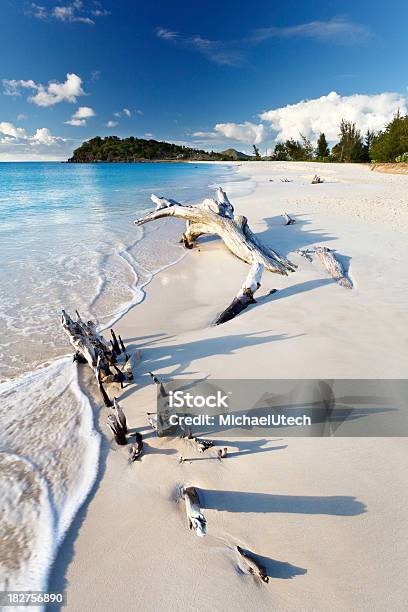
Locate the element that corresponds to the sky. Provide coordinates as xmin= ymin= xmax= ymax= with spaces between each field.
xmin=0 ymin=0 xmax=408 ymax=160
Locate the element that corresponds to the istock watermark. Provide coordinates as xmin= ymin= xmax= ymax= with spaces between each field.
xmin=168 ymin=389 xmax=230 ymax=409
xmin=156 ymin=379 xmax=408 ymax=437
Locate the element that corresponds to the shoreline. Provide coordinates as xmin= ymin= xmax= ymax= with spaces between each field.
xmin=48 ymin=161 xmax=408 ymax=611
xmin=0 ymin=161 xmax=239 ymax=597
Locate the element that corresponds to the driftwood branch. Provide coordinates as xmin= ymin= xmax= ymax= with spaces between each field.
xmin=214 ymin=261 xmax=263 ymax=325
xmin=237 ymin=546 xmax=269 ymax=583
xmin=113 ymin=397 xmax=128 ymax=434
xmin=107 ymin=413 xmax=127 ymax=445
xmin=282 ymin=212 xmax=296 ymax=225
xmin=311 ymin=175 xmax=324 ymax=184
xmin=295 ymin=248 xmax=352 ymax=288
xmin=183 ymin=487 xmax=207 ymax=537
xmin=129 ymin=432 xmax=143 ymax=461
xmin=61 ymin=310 xmax=134 ymax=406
xmin=315 ymin=247 xmax=352 ymax=288
xmin=187 ymin=437 xmax=214 ymax=453
xmin=134 ymin=188 xmax=296 ymax=323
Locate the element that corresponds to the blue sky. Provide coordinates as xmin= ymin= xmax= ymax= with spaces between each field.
xmin=0 ymin=0 xmax=407 ymax=159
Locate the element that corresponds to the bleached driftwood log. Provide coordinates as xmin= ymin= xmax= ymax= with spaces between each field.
xmin=183 ymin=487 xmax=207 ymax=537
xmin=237 ymin=546 xmax=269 ymax=583
xmin=61 ymin=310 xmax=133 ymax=406
xmin=214 ymin=261 xmax=264 ymax=324
xmin=294 ymin=247 xmax=352 ymax=288
xmin=315 ymin=246 xmax=352 ymax=289
xmin=282 ymin=212 xmax=296 ymax=225
xmin=134 ymin=188 xmax=296 ymax=323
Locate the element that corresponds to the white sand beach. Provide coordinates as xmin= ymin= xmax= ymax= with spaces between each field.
xmin=49 ymin=162 xmax=408 ymax=611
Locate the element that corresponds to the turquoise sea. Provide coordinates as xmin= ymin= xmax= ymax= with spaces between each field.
xmin=0 ymin=161 xmax=240 ymax=378
xmin=0 ymin=161 xmax=246 ymax=592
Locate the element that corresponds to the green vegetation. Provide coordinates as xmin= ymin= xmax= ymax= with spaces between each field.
xmin=68 ymin=136 xmax=237 ymax=163
xmin=68 ymin=113 xmax=408 ymax=164
xmin=370 ymin=112 xmax=408 ymax=162
xmin=253 ymin=144 xmax=261 ymax=160
xmin=269 ymin=135 xmax=313 ymax=161
xmin=316 ymin=133 xmax=330 ymax=160
xmin=331 ymin=120 xmax=367 ymax=162
xmin=396 ymin=152 xmax=408 ymax=163
xmin=268 ymin=113 xmax=408 ymax=163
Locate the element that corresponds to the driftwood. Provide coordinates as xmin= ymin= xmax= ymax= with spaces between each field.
xmin=282 ymin=212 xmax=296 ymax=225
xmin=147 ymin=414 xmax=158 ymax=431
xmin=134 ymin=188 xmax=295 ymax=324
xmin=183 ymin=487 xmax=207 ymax=537
xmin=311 ymin=175 xmax=324 ymax=184
xmin=149 ymin=371 xmax=167 ymax=398
xmin=107 ymin=413 xmax=127 ymax=445
xmin=113 ymin=397 xmax=128 ymax=434
xmin=315 ymin=247 xmax=352 ymax=288
xmin=95 ymin=356 xmax=113 ymax=407
xmin=295 ymin=248 xmax=352 ymax=288
xmin=217 ymin=447 xmax=228 ymax=460
xmin=190 ymin=437 xmax=214 ymax=453
xmin=295 ymin=248 xmax=314 ymax=262
xmin=129 ymin=432 xmax=143 ymax=461
xmin=237 ymin=546 xmax=269 ymax=583
xmin=61 ymin=310 xmax=133 ymax=406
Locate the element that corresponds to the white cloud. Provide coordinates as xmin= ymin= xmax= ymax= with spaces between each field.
xmin=156 ymin=28 xmax=244 ymax=66
xmin=156 ymin=17 xmax=371 ymax=66
xmin=251 ymin=17 xmax=371 ymax=45
xmin=27 ymin=1 xmax=110 ymax=25
xmin=65 ymin=106 xmax=95 ymax=126
xmin=31 ymin=127 xmax=59 ymax=145
xmin=193 ymin=122 xmax=266 ymax=145
xmin=144 ymin=132 xmax=153 ymax=138
xmin=17 ymin=113 xmax=28 ymax=120
xmin=28 ymin=3 xmax=48 ymax=19
xmin=105 ymin=120 xmax=118 ymax=128
xmin=215 ymin=122 xmax=265 ymax=144
xmin=136 ymin=109 xmax=143 ymax=115
xmin=0 ymin=121 xmax=71 ymax=160
xmin=73 ymin=106 xmax=95 ymax=118
xmin=113 ymin=108 xmax=133 ymax=119
xmin=3 ymin=79 xmax=37 ymax=96
xmin=0 ymin=122 xmax=63 ymax=146
xmin=0 ymin=122 xmax=27 ymax=139
xmin=189 ymin=89 xmax=407 ymax=149
xmin=3 ymin=73 xmax=85 ymax=107
xmin=259 ymin=91 xmax=407 ymax=142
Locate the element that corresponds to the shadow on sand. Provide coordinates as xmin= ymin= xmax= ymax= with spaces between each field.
xmin=201 ymin=489 xmax=366 ymax=516
xmin=236 ymin=546 xmax=307 ymax=580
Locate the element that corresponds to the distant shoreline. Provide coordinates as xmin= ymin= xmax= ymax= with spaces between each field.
xmin=64 ymin=158 xmax=214 ymax=164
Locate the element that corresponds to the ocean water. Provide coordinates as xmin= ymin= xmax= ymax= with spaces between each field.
xmin=0 ymin=161 xmax=247 ymax=594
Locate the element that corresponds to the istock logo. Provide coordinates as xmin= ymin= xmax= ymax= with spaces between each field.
xmin=168 ymin=390 xmax=230 ymax=409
